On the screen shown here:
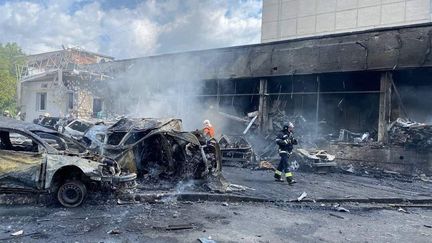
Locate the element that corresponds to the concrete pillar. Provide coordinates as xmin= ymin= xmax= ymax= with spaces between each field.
xmin=315 ymin=75 xmax=320 ymax=136
xmin=16 ymin=76 xmax=21 ymax=109
xmin=378 ymin=72 xmax=392 ymax=143
xmin=216 ymin=80 xmax=221 ymax=111
xmin=258 ymin=79 xmax=269 ymax=132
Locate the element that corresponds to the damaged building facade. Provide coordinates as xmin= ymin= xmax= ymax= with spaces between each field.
xmin=89 ymin=23 xmax=432 ymax=176
xmin=16 ymin=1 xmax=432 ymax=176
xmin=16 ymin=48 xmax=113 ymax=121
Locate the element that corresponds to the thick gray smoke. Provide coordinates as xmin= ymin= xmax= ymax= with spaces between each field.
xmin=105 ymin=53 xmax=235 ymax=132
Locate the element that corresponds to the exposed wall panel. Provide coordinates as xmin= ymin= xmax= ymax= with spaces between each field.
xmin=94 ymin=24 xmax=432 ymax=80
xmin=262 ymin=0 xmax=431 ymax=42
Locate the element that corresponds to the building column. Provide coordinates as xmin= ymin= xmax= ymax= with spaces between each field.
xmin=315 ymin=75 xmax=320 ymax=136
xmin=378 ymin=72 xmax=392 ymax=143
xmin=258 ymin=79 xmax=269 ymax=132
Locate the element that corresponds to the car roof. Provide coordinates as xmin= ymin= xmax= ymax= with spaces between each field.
xmin=0 ymin=117 xmax=56 ymax=133
xmin=108 ymin=118 xmax=182 ymax=132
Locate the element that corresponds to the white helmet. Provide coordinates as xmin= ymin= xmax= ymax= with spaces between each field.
xmin=288 ymin=122 xmax=294 ymax=128
xmin=283 ymin=122 xmax=294 ymax=130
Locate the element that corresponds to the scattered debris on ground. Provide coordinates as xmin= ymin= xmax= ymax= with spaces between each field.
xmin=297 ymin=192 xmax=307 ymax=201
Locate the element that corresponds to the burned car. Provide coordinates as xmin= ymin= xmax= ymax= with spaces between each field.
xmin=59 ymin=119 xmax=94 ymax=140
xmin=218 ymin=135 xmax=256 ymax=166
xmin=96 ymin=118 xmax=221 ymax=181
xmin=0 ymin=118 xmax=136 ymax=208
xmin=38 ymin=116 xmax=62 ymax=131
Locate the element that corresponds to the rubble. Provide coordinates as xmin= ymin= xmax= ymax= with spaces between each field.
xmin=335 ymin=206 xmax=350 ymax=213
xmin=11 ymin=230 xmax=23 ymax=236
xmin=198 ymin=237 xmax=217 ymax=243
xmin=397 ymin=207 xmax=409 ymax=214
xmin=91 ymin=118 xmax=223 ymax=184
xmin=218 ymin=135 xmax=256 ymax=167
xmin=258 ymin=161 xmax=274 ymax=170
xmin=419 ymin=174 xmax=432 ymax=183
xmin=163 ymin=224 xmax=194 ymax=231
xmin=388 ymin=118 xmax=432 ymax=150
xmin=297 ymin=192 xmax=307 ymax=201
xmin=296 ymin=149 xmax=337 ymax=171
xmin=328 ymin=213 xmax=345 ymax=219
xmin=338 ymin=129 xmax=371 ymax=143
xmin=342 ymin=164 xmax=355 ymax=174
xmin=107 ymin=229 xmax=121 ymax=235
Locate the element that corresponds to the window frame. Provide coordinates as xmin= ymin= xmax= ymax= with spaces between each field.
xmin=67 ymin=91 xmax=74 ymax=110
xmin=36 ymin=92 xmax=47 ymax=111
xmin=0 ymin=129 xmax=45 ymax=154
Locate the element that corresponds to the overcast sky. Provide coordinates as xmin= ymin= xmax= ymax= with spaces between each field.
xmin=0 ymin=0 xmax=262 ymax=59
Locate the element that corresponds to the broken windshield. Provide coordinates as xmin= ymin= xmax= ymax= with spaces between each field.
xmin=32 ymin=131 xmax=86 ymax=154
xmin=68 ymin=121 xmax=92 ymax=133
xmin=106 ymin=132 xmax=127 ymax=145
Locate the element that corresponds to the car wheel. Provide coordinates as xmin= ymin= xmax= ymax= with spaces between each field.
xmin=208 ymin=139 xmax=222 ymax=175
xmin=57 ymin=180 xmax=87 ymax=208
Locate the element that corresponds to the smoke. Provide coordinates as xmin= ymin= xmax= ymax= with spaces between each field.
xmin=161 ymin=179 xmax=197 ymax=203
xmin=105 ymin=53 xmax=238 ymax=132
xmin=397 ymin=85 xmax=432 ymax=124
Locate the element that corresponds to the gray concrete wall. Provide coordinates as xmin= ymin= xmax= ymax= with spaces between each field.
xmin=262 ymin=0 xmax=432 ymax=43
xmin=94 ymin=24 xmax=432 ymax=81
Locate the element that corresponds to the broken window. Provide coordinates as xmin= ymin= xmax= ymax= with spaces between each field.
xmin=93 ymin=98 xmax=103 ymax=117
xmin=0 ymin=131 xmax=40 ymax=153
xmin=68 ymin=121 xmax=91 ymax=133
xmin=33 ymin=131 xmax=85 ymax=153
xmin=67 ymin=92 xmax=74 ymax=110
xmin=124 ymin=131 xmax=147 ymax=145
xmin=106 ymin=132 xmax=127 ymax=145
xmin=36 ymin=92 xmax=47 ymax=111
xmin=40 ymin=117 xmax=60 ymax=129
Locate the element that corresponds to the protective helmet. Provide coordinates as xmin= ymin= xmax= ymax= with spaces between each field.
xmin=283 ymin=122 xmax=294 ymax=130
xmin=203 ymin=120 xmax=211 ymax=126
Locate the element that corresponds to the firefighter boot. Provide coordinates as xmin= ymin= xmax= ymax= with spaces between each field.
xmin=274 ymin=170 xmax=284 ymax=182
xmin=285 ymin=172 xmax=296 ymax=185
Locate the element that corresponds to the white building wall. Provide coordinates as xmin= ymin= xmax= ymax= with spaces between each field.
xmin=262 ymin=0 xmax=432 ymax=42
xmin=21 ymin=81 xmax=68 ymax=122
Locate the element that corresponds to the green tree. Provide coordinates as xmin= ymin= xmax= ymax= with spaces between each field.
xmin=0 ymin=43 xmax=24 ymax=115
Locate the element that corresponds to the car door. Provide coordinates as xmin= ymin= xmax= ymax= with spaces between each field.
xmin=0 ymin=129 xmax=45 ymax=191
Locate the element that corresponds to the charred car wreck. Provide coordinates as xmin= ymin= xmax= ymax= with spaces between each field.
xmin=218 ymin=135 xmax=256 ymax=167
xmin=88 ymin=118 xmax=222 ymax=182
xmin=0 ymin=118 xmax=136 ymax=207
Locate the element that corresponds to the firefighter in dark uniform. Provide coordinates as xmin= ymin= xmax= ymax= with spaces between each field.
xmin=274 ymin=122 xmax=298 ymax=185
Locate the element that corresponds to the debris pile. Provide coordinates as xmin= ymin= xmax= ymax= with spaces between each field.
xmin=218 ymin=135 xmax=256 ymax=166
xmin=296 ymin=149 xmax=337 ymax=172
xmin=338 ymin=129 xmax=371 ymax=143
xmin=388 ymin=118 xmax=432 ymax=150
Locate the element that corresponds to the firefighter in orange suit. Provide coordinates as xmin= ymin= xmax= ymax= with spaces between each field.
xmin=203 ymin=120 xmax=215 ymax=138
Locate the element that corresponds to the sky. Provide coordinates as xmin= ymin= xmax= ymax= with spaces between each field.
xmin=0 ymin=0 xmax=262 ymax=59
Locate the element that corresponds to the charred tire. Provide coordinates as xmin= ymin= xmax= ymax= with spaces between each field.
xmin=57 ymin=180 xmax=87 ymax=208
xmin=208 ymin=139 xmax=222 ymax=175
